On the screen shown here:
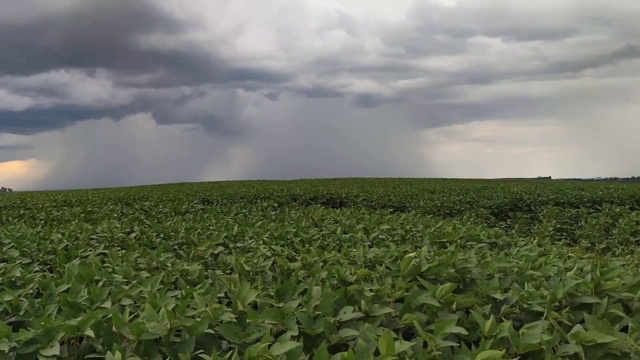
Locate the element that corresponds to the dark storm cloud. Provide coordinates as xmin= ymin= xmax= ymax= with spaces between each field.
xmin=0 ymin=144 xmax=34 ymax=162
xmin=0 ymin=107 xmax=123 ymax=135
xmin=3 ymin=0 xmax=636 ymax=137
xmin=0 ymin=0 xmax=290 ymax=135
xmin=143 ymin=87 xmax=247 ymax=136
xmin=0 ymin=1 xmax=186 ymax=76
xmin=0 ymin=0 xmax=290 ymax=86
xmin=0 ymin=85 xmax=255 ymax=136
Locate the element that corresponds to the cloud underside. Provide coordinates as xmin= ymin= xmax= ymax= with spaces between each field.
xmin=1 ymin=0 xmax=640 ymax=189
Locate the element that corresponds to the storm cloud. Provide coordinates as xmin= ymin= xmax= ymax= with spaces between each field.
xmin=1 ymin=0 xmax=640 ymax=190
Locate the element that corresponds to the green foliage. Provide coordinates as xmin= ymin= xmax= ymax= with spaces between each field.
xmin=1 ymin=178 xmax=640 ymax=358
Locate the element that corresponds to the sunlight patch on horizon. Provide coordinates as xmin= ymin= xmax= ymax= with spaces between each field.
xmin=0 ymin=159 xmax=50 ymax=189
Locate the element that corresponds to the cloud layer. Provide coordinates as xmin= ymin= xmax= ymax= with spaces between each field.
xmin=1 ymin=0 xmax=639 ymax=189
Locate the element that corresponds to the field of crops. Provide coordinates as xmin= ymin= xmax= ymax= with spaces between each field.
xmin=1 ymin=178 xmax=640 ymax=359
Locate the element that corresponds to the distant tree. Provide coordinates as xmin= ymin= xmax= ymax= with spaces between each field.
xmin=0 ymin=187 xmax=13 ymax=193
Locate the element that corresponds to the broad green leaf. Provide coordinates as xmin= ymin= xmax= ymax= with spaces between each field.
xmin=568 ymin=324 xmax=620 ymax=345
xmin=269 ymin=340 xmax=302 ymax=355
xmin=475 ymin=350 xmax=505 ymax=360
xmin=394 ymin=340 xmax=415 ymax=354
xmin=215 ymin=324 xmax=243 ymax=343
xmin=338 ymin=328 xmax=360 ymax=338
xmin=435 ymin=283 xmax=457 ymax=300
xmin=0 ymin=340 xmax=10 ymax=352
xmin=557 ymin=343 xmax=581 ymax=356
xmin=315 ymin=341 xmax=330 ymax=360
xmin=583 ymin=314 xmax=615 ymax=335
xmin=370 ymin=306 xmax=395 ymax=316
xmin=378 ymin=330 xmax=395 ymax=356
xmin=39 ymin=342 xmax=60 ymax=357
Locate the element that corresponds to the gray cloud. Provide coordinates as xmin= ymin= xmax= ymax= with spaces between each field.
xmin=287 ymin=86 xmax=345 ymax=99
xmin=0 ymin=1 xmax=186 ymax=76
xmin=0 ymin=144 xmax=33 ymax=162
xmin=1 ymin=0 xmax=640 ymax=189
xmin=352 ymin=93 xmax=387 ymax=108
xmin=0 ymin=0 xmax=289 ymax=135
xmin=28 ymin=114 xmax=240 ymax=190
xmin=0 ymin=144 xmax=30 ymax=150
xmin=225 ymin=96 xmax=428 ymax=180
xmin=2 ymin=0 xmax=638 ymax=133
xmin=0 ymin=0 xmax=287 ymax=86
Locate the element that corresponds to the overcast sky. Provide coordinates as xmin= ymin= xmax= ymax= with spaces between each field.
xmin=1 ymin=0 xmax=639 ymax=190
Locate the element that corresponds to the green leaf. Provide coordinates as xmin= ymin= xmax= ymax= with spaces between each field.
xmin=99 ymin=299 xmax=112 ymax=308
xmin=268 ymin=340 xmax=302 ymax=355
xmin=142 ymin=304 xmax=160 ymax=322
xmin=378 ymin=330 xmax=395 ymax=356
xmin=413 ymin=294 xmax=441 ymax=308
xmin=435 ymin=283 xmax=457 ymax=300
xmin=583 ymin=314 xmax=615 ymax=335
xmin=370 ymin=305 xmax=395 ymax=316
xmin=0 ymin=340 xmax=11 ymax=353
xmin=434 ymin=319 xmax=469 ymax=337
xmin=394 ymin=340 xmax=415 ymax=354
xmin=314 ymin=341 xmax=330 ymax=360
xmin=187 ymin=318 xmax=210 ymax=335
xmin=111 ymin=310 xmax=135 ymax=340
xmin=484 ymin=316 xmax=495 ymax=336
xmin=568 ymin=324 xmax=619 ymax=345
xmin=275 ymin=278 xmax=297 ymax=303
xmin=236 ymin=282 xmax=261 ymax=309
xmin=215 ymin=323 xmax=243 ymax=343
xmin=585 ymin=331 xmax=619 ymax=344
xmin=39 ymin=341 xmax=60 ymax=357
xmin=338 ymin=328 xmax=360 ymax=339
xmin=119 ymin=298 xmax=135 ymax=306
xmin=146 ymin=321 xmax=169 ymax=337
xmin=557 ymin=343 xmax=581 ymax=356
xmin=573 ymin=295 xmax=601 ymax=304
xmin=470 ymin=310 xmax=487 ymax=333
xmin=475 ymin=350 xmax=505 ymax=360
xmin=105 ymin=351 xmax=123 ymax=360
xmin=336 ymin=307 xmax=365 ymax=322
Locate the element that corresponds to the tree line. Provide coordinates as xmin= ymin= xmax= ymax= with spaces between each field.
xmin=0 ymin=186 xmax=13 ymax=193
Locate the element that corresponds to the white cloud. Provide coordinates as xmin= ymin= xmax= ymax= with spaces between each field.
xmin=0 ymin=69 xmax=134 ymax=108
xmin=420 ymin=111 xmax=640 ymax=179
xmin=0 ymin=89 xmax=35 ymax=111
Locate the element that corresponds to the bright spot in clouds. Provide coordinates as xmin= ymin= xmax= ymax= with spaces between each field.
xmin=0 ymin=159 xmax=50 ymax=188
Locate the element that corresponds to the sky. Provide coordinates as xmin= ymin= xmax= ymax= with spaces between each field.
xmin=1 ymin=0 xmax=639 ymax=190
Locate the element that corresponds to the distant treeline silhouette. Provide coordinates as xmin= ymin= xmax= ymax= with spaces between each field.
xmin=0 ymin=187 xmax=13 ymax=193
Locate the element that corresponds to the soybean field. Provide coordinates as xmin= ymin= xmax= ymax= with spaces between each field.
xmin=1 ymin=179 xmax=640 ymax=359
